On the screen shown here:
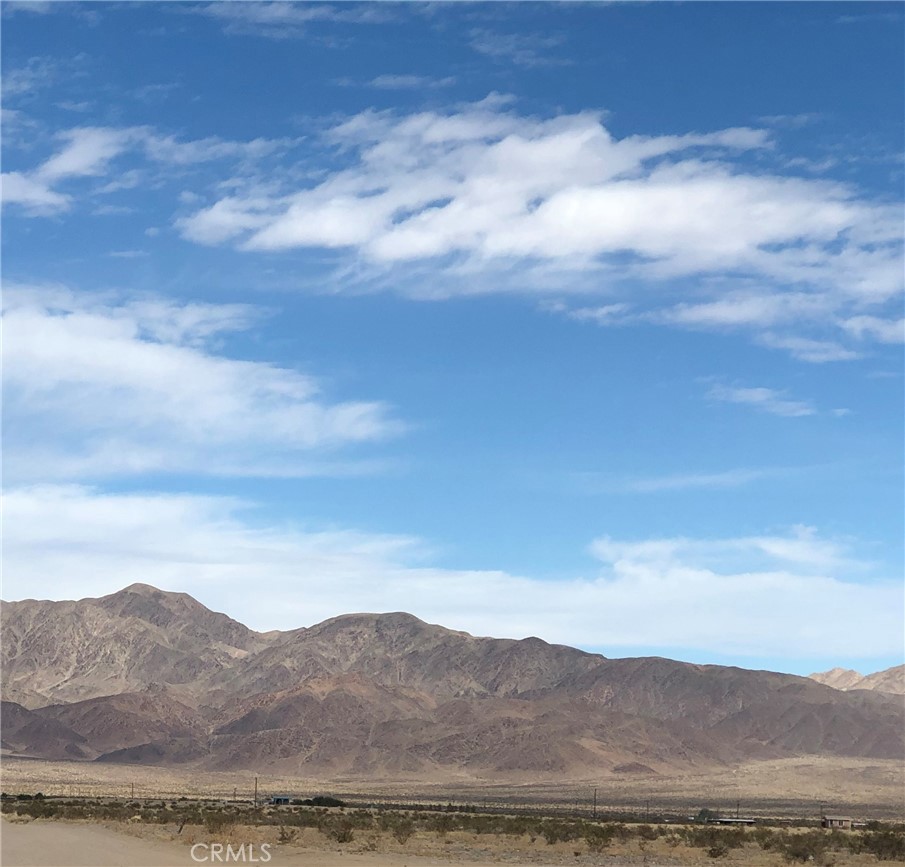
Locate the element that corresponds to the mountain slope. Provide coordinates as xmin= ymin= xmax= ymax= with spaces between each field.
xmin=2 ymin=586 xmax=902 ymax=778
xmin=0 ymin=584 xmax=271 ymax=708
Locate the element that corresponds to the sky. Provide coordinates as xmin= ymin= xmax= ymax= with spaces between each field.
xmin=2 ymin=1 xmax=903 ymax=677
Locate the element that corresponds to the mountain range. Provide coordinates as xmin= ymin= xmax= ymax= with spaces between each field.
xmin=809 ymin=666 xmax=905 ymax=695
xmin=2 ymin=584 xmax=902 ymax=779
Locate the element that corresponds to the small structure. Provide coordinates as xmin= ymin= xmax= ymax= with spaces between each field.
xmin=714 ymin=817 xmax=756 ymax=825
xmin=270 ymin=795 xmax=291 ymax=806
xmin=822 ymin=815 xmax=853 ymax=830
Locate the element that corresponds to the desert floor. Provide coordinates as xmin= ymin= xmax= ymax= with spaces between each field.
xmin=2 ymin=755 xmax=903 ymax=819
xmin=0 ymin=817 xmax=624 ymax=867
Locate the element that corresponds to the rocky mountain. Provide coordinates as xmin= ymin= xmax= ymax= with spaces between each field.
xmin=809 ymin=665 xmax=905 ymax=695
xmin=1 ymin=584 xmax=268 ymax=708
xmin=2 ymin=585 xmax=902 ymax=779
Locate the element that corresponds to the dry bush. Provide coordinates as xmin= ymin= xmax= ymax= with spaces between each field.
xmin=276 ymin=825 xmax=297 ymax=844
xmin=203 ymin=811 xmax=236 ymax=835
xmin=392 ymin=819 xmax=414 ymax=844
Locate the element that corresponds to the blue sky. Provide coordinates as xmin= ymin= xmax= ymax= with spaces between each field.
xmin=2 ymin=1 xmax=903 ymax=676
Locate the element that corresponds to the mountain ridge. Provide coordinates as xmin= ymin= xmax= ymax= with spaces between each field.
xmin=2 ymin=585 xmax=902 ymax=779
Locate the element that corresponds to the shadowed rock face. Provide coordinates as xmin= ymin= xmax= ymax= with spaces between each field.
xmin=2 ymin=586 xmax=902 ymax=778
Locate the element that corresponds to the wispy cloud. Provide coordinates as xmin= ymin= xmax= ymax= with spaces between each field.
xmin=620 ymin=468 xmax=773 ymax=493
xmin=1 ymin=124 xmax=300 ymax=215
xmin=1 ymin=1 xmax=55 ymax=16
xmin=469 ymin=29 xmax=570 ymax=67
xmin=366 ymin=74 xmax=457 ymax=90
xmin=841 ymin=315 xmax=905 ymax=344
xmin=2 ymin=284 xmax=402 ymax=482
xmin=2 ymin=56 xmax=59 ymax=97
xmin=196 ymin=2 xmax=391 ymax=39
xmin=5 ymin=487 xmax=900 ymax=658
xmin=707 ymin=384 xmax=816 ymax=417
xmin=758 ymin=334 xmax=862 ymax=363
xmin=835 ymin=11 xmax=904 ymax=25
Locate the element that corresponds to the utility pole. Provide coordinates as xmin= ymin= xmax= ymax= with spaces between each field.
xmin=593 ymin=788 xmax=597 ymax=820
xmin=254 ymin=777 xmax=258 ymax=807
xmin=131 ymin=783 xmax=134 ymax=800
xmin=736 ymin=800 xmax=740 ymax=819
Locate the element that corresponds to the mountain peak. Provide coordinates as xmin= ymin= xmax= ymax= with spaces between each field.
xmin=117 ymin=582 xmax=167 ymax=596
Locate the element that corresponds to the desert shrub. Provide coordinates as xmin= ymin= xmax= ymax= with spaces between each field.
xmin=861 ymin=828 xmax=905 ymax=861
xmin=780 ymin=831 xmax=829 ymax=864
xmin=432 ymin=813 xmax=456 ymax=836
xmin=14 ymin=800 xmax=56 ymax=819
xmin=320 ymin=817 xmax=354 ymax=843
xmin=392 ymin=818 xmax=415 ymax=844
xmin=277 ymin=825 xmax=297 ymax=844
xmin=540 ymin=820 xmax=581 ymax=845
xmin=708 ymin=844 xmax=730 ymax=858
xmin=204 ymin=811 xmax=235 ymax=833
xmin=752 ymin=827 xmax=778 ymax=850
xmin=636 ymin=823 xmax=658 ymax=840
xmin=584 ymin=825 xmax=615 ymax=853
xmin=684 ymin=826 xmax=745 ymax=851
xmin=377 ymin=812 xmax=397 ymax=833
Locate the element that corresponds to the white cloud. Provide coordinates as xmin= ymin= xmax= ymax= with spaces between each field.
xmin=0 ymin=171 xmax=70 ymax=213
xmin=707 ymin=384 xmax=816 ymax=417
xmin=2 ymin=285 xmax=401 ymax=481
xmin=177 ymin=100 xmax=903 ymax=357
xmin=40 ymin=127 xmax=132 ymax=180
xmin=2 ymin=127 xmax=132 ymax=214
xmin=3 ymin=485 xmax=901 ymax=659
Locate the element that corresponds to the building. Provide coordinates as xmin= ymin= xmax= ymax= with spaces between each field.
xmin=270 ymin=795 xmax=291 ymax=806
xmin=822 ymin=816 xmax=853 ymax=830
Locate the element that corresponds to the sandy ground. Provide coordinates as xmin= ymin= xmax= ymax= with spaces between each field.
xmin=2 ymin=818 xmax=198 ymax=867
xmin=0 ymin=818 xmax=600 ymax=867
xmin=3 ymin=756 xmax=903 ymax=819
